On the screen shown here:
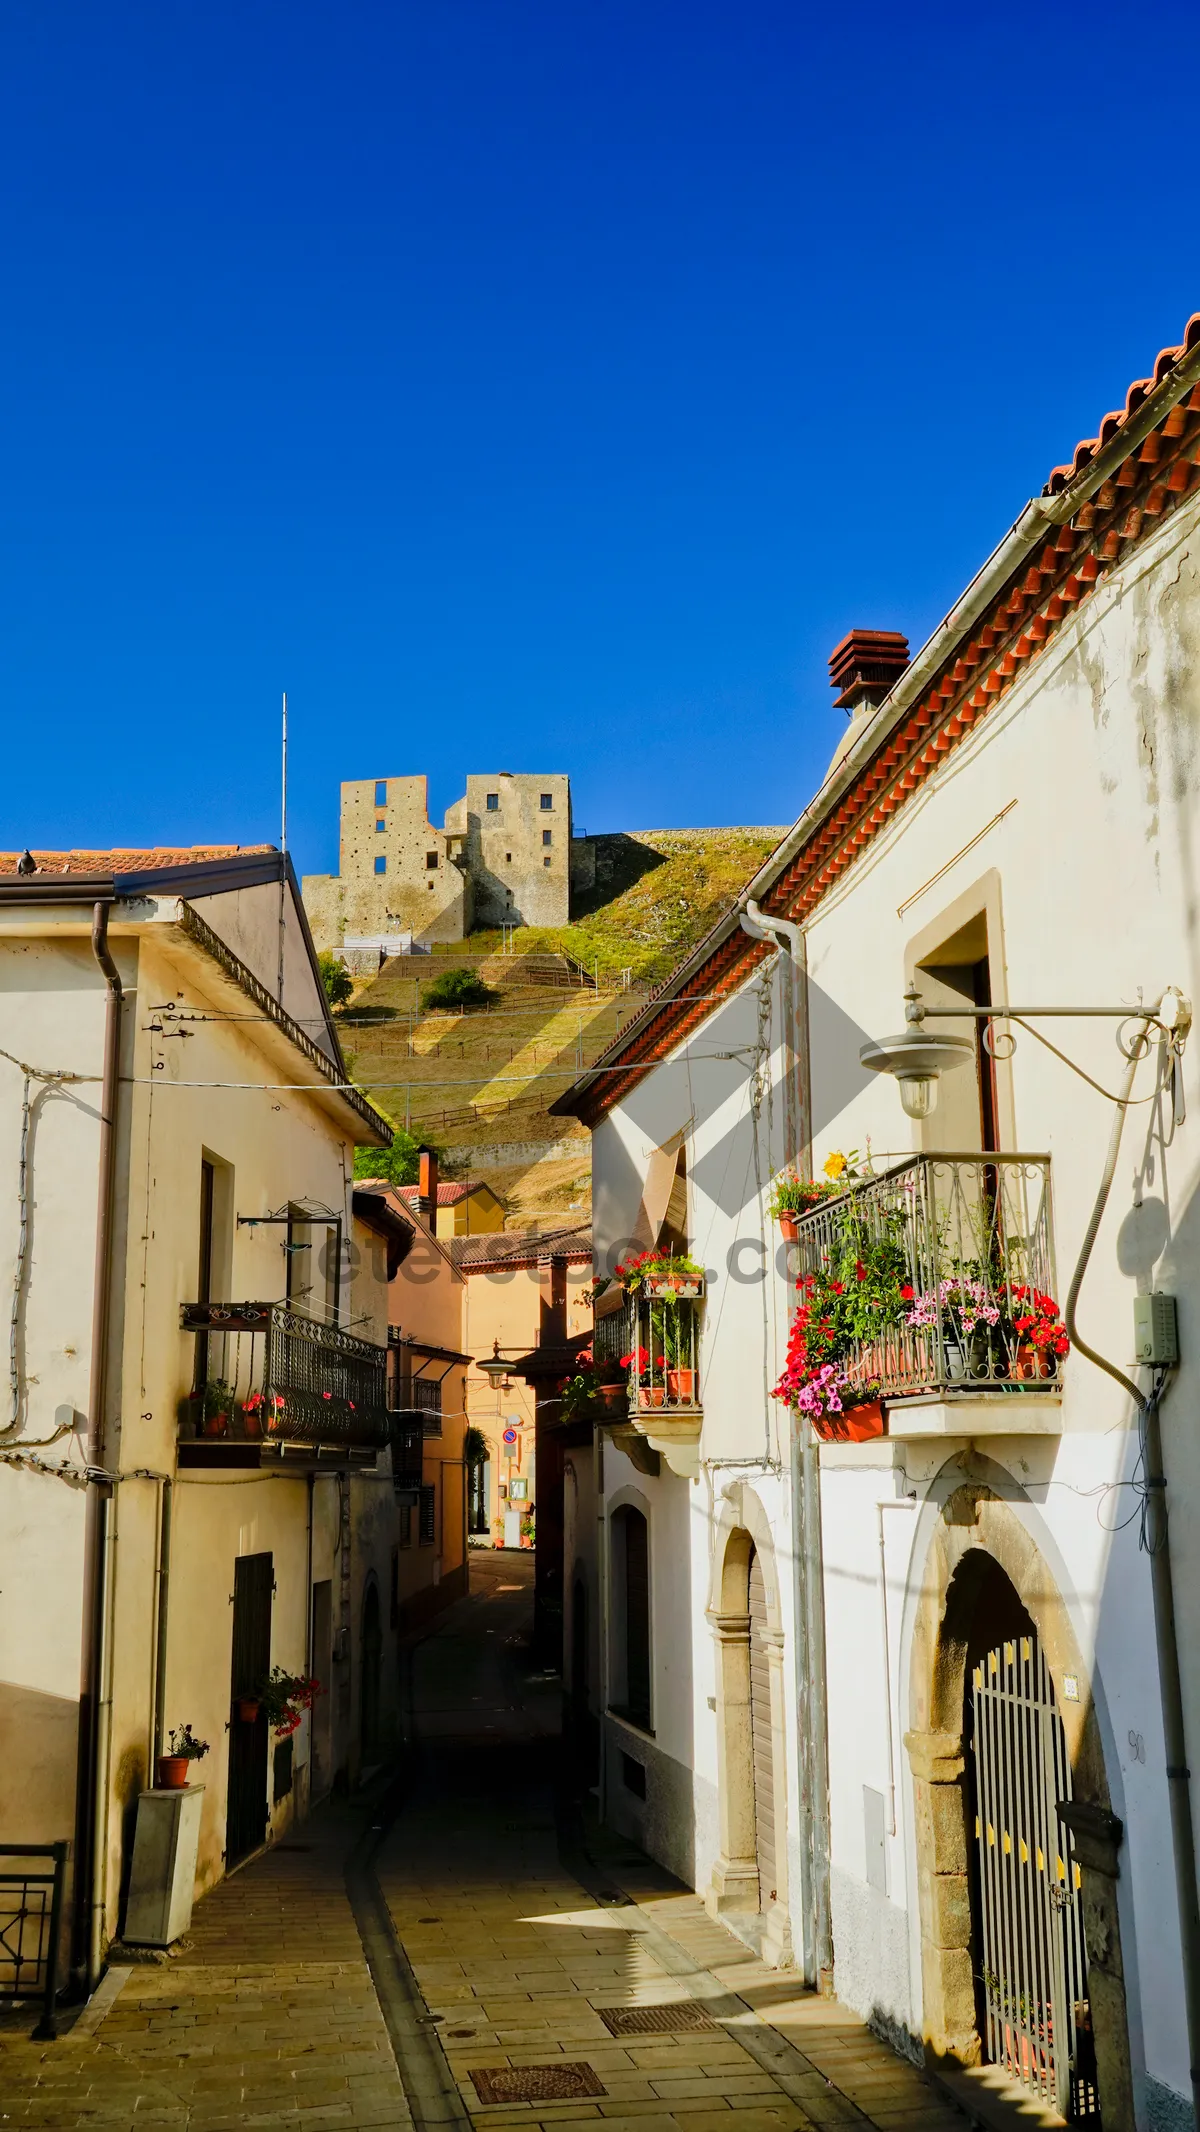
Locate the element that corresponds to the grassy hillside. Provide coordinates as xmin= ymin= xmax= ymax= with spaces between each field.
xmin=339 ymin=824 xmax=784 ymax=1224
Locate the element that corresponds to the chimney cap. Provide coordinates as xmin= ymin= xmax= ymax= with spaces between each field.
xmin=828 ymin=629 xmax=910 ymax=712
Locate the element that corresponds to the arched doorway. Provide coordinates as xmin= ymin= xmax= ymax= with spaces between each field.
xmin=906 ymin=1480 xmax=1133 ymax=2130
xmin=964 ymin=1561 xmax=1095 ymax=2117
xmin=360 ymin=1583 xmax=382 ymax=1763
xmin=708 ymin=1507 xmax=790 ymax=1965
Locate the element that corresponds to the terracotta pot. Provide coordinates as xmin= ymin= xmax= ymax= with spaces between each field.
xmin=1013 ymin=1339 xmax=1052 ymax=1381
xmin=202 ymin=1409 xmax=229 ymax=1438
xmin=812 ymin=1400 xmax=885 ymax=1445
xmin=777 ymin=1212 xmax=799 ymax=1242
xmin=597 ymin=1381 xmax=626 ymax=1410
xmin=638 ymin=1387 xmax=665 ymax=1410
xmin=666 ymin=1368 xmax=696 ymax=1404
xmin=236 ymin=1698 xmax=261 ymax=1724
xmin=241 ymin=1403 xmax=263 ymax=1438
xmin=157 ymin=1755 xmax=190 ymax=1789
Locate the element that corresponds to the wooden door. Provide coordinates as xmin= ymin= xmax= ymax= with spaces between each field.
xmin=227 ymin=1553 xmax=272 ymax=1864
xmin=748 ymin=1546 xmax=776 ymax=1911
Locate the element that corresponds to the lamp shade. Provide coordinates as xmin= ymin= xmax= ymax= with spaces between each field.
xmin=858 ymin=1028 xmax=975 ymax=1117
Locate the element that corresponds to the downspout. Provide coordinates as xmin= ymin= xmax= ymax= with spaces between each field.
xmin=151 ymin=1477 xmax=173 ymax=1768
xmin=75 ymin=900 xmax=123 ymax=1989
xmin=1063 ymin=1022 xmax=1200 ymax=2125
xmin=740 ymin=899 xmax=832 ymax=1992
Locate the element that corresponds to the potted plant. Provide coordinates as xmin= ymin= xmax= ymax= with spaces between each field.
xmin=158 ymin=1723 xmax=210 ymax=1789
xmin=614 ymin=1250 xmax=705 ymax=1299
xmin=767 ymin=1152 xmax=862 ymax=1239
xmin=202 ymin=1379 xmax=233 ymax=1437
xmin=255 ymin=1666 xmax=321 ymax=1738
xmin=656 ymin=1303 xmax=696 ymax=1404
xmin=241 ymin=1391 xmax=265 ymax=1438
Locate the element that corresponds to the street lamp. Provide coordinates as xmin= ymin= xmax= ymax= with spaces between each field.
xmin=477 ymin=1339 xmax=514 ymax=1391
xmin=859 ymin=987 xmax=975 ymax=1118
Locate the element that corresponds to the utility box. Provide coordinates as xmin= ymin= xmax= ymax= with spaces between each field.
xmin=1133 ymin=1293 xmax=1179 ymax=1367
xmin=123 ymin=1786 xmax=204 ymax=1947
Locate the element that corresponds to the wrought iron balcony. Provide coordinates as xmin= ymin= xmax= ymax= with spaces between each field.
xmin=180 ymin=1301 xmax=389 ymax=1449
xmin=791 ymin=1153 xmax=1062 ymax=1408
xmin=591 ymin=1272 xmax=705 ymax=1477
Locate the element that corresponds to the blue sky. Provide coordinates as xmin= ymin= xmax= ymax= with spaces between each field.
xmin=3 ymin=2 xmax=1199 ymax=880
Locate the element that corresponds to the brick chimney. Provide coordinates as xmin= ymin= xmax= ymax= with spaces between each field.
xmin=417 ymin=1146 xmax=438 ymax=1226
xmin=828 ymin=629 xmax=909 ymax=716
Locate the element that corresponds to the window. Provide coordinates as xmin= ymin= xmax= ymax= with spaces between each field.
xmin=540 ymin=793 xmax=553 ymax=810
xmin=543 ymin=857 xmax=552 ymax=868
xmin=542 ymin=829 xmax=552 ymax=847
xmin=375 ymin=855 xmax=387 ymax=875
xmin=415 ymin=1378 xmax=442 ymax=1437
xmin=398 ymin=1500 xmax=413 ymax=1548
xmin=376 ymin=818 xmax=386 ymax=832
xmin=375 ymin=779 xmax=387 ymax=806
xmin=426 ymin=851 xmax=439 ymax=869
xmin=427 ymin=880 xmax=435 ymax=890
xmin=486 ymin=792 xmax=499 ymax=811
xmin=418 ymin=1483 xmax=437 ymax=1544
xmin=610 ymin=1505 xmax=651 ymax=1730
xmin=621 ymin=1753 xmax=646 ymax=1799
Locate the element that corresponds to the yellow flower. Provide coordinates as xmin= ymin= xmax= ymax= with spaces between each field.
xmin=823 ymin=1151 xmax=847 ymax=1179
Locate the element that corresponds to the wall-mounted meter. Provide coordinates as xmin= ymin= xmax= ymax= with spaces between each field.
xmin=1133 ymin=1293 xmax=1179 ymax=1366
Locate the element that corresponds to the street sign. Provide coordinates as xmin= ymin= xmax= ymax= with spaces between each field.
xmin=502 ymin=1427 xmax=517 ymax=1445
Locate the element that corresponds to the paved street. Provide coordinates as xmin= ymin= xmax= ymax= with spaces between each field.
xmin=0 ymin=1553 xmax=962 ymax=2131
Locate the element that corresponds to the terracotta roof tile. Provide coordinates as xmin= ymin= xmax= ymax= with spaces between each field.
xmin=0 ymin=845 xmax=273 ymax=876
xmin=1046 ymin=313 xmax=1200 ymax=490
xmin=396 ymin=1180 xmax=475 ymax=1207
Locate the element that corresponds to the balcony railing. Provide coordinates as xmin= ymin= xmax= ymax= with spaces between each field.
xmin=592 ymin=1276 xmax=704 ymax=1416
xmin=388 ymin=1414 xmax=425 ymax=1489
xmin=792 ymin=1155 xmax=1061 ymax=1402
xmin=180 ymin=1301 xmax=389 ymax=1448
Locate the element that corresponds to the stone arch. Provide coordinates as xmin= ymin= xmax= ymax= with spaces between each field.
xmin=706 ymin=1481 xmax=791 ymax=1966
xmin=905 ymin=1474 xmax=1133 ymax=2130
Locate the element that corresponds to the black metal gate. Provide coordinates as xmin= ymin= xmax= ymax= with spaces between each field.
xmin=227 ymin=1552 xmax=273 ymax=1864
xmin=970 ymin=1631 xmax=1097 ymax=2120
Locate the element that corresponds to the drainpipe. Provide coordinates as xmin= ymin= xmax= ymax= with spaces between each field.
xmin=75 ymin=900 xmax=123 ymax=1988
xmin=739 ymin=899 xmax=832 ymax=1992
xmin=1063 ymin=1020 xmax=1200 ymax=2125
xmin=151 ymin=1477 xmax=173 ymax=1768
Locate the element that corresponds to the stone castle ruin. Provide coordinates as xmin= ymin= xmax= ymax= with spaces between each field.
xmin=303 ymin=771 xmax=594 ymax=963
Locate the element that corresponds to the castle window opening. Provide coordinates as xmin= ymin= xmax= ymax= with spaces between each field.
xmin=543 ymin=856 xmax=552 ymax=867
xmin=374 ymin=779 xmax=387 ymax=806
xmin=542 ymin=830 xmax=552 ymax=846
xmin=540 ymin=793 xmax=553 ymax=810
xmin=426 ymin=851 xmax=439 ymax=869
xmin=375 ymin=855 xmax=387 ymax=875
xmin=376 ymin=819 xmax=385 ymax=832
xmin=505 ymin=852 xmax=512 ymax=863
xmin=486 ymin=792 xmax=499 ymax=811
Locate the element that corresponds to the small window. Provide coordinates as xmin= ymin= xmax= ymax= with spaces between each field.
xmin=486 ymin=792 xmax=499 ymax=811
xmin=398 ymin=1500 xmax=413 ymax=1549
xmin=374 ymin=855 xmax=387 ymax=875
xmin=543 ymin=856 xmax=552 ymax=868
xmin=419 ymin=1483 xmax=436 ymax=1544
xmin=542 ymin=829 xmax=552 ymax=847
xmin=376 ymin=819 xmax=386 ymax=832
xmin=540 ymin=793 xmax=553 ymax=810
xmin=505 ymin=852 xmax=512 ymax=864
xmin=427 ymin=880 xmax=435 ymax=890
xmin=426 ymin=851 xmax=439 ymax=869
xmin=621 ymin=1753 xmax=646 ymax=1799
xmin=375 ymin=779 xmax=387 ymax=806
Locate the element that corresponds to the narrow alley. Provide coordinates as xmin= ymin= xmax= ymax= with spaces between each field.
xmin=1 ymin=1557 xmax=961 ymax=2132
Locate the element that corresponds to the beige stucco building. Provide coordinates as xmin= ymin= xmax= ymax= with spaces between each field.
xmin=302 ymin=771 xmax=573 ymax=959
xmin=0 ymin=844 xmax=417 ymax=1994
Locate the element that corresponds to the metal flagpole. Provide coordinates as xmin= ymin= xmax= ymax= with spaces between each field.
xmin=277 ymin=692 xmax=288 ymax=1004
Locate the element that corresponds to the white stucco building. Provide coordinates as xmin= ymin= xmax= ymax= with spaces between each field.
xmin=0 ymin=845 xmax=414 ymax=1994
xmin=553 ymin=312 xmax=1200 ymax=2132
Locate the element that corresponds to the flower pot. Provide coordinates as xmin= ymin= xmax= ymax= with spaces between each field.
xmin=645 ymin=1276 xmax=701 ymax=1299
xmin=1013 ymin=1339 xmax=1053 ymax=1381
xmin=638 ymin=1386 xmax=665 ymax=1410
xmin=236 ymin=1698 xmax=261 ymax=1724
xmin=202 ymin=1409 xmax=229 ymax=1438
xmin=778 ymin=1212 xmax=799 ymax=1243
xmin=241 ymin=1402 xmax=263 ymax=1438
xmin=666 ymin=1367 xmax=696 ymax=1404
xmin=157 ymin=1755 xmax=190 ymax=1789
xmin=841 ymin=1401 xmax=885 ymax=1442
xmin=597 ymin=1381 xmax=627 ymax=1411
